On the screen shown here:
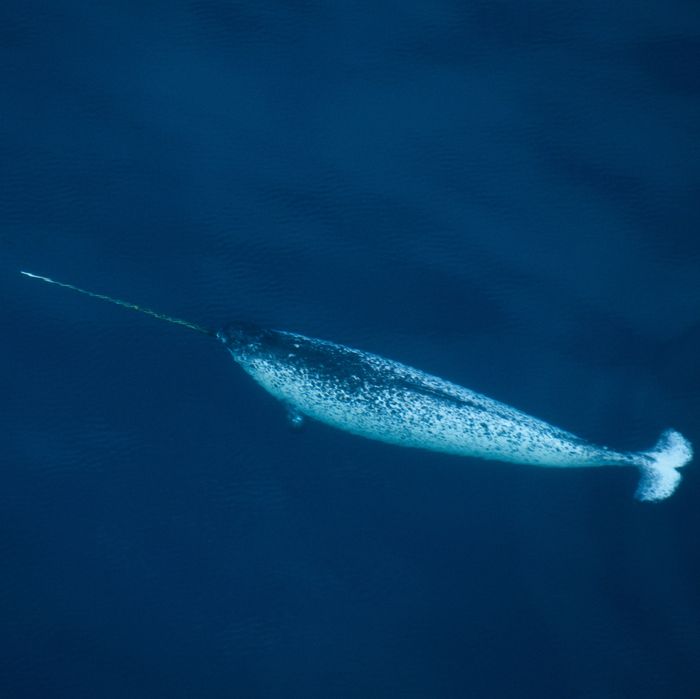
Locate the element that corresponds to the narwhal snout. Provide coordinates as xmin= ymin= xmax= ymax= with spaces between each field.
xmin=217 ymin=321 xmax=268 ymax=351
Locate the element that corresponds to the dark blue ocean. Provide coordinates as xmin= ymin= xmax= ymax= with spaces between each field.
xmin=3 ymin=3 xmax=700 ymax=697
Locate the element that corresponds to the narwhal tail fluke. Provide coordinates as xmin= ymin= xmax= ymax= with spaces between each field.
xmin=634 ymin=429 xmax=693 ymax=502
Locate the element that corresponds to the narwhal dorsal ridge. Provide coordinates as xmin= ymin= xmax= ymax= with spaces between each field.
xmin=21 ymin=270 xmax=693 ymax=502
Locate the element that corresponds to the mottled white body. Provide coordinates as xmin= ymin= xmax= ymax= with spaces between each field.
xmin=241 ymin=334 xmax=625 ymax=468
xmin=218 ymin=326 xmax=692 ymax=501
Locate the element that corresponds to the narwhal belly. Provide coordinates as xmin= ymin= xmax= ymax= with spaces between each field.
xmin=235 ymin=332 xmax=627 ymax=469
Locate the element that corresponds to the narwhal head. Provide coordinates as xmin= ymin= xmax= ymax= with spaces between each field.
xmin=216 ymin=321 xmax=272 ymax=361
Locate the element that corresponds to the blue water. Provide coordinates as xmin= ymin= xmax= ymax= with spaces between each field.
xmin=3 ymin=3 xmax=700 ymax=697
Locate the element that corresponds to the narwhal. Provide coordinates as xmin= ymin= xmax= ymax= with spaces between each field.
xmin=21 ymin=270 xmax=692 ymax=502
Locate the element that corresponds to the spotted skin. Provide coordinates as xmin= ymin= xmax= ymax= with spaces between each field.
xmin=217 ymin=323 xmax=635 ymax=469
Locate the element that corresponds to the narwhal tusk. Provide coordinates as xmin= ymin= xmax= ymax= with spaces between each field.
xmin=20 ymin=270 xmax=213 ymax=336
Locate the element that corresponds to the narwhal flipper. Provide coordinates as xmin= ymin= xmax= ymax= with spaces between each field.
xmin=285 ymin=405 xmax=305 ymax=429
